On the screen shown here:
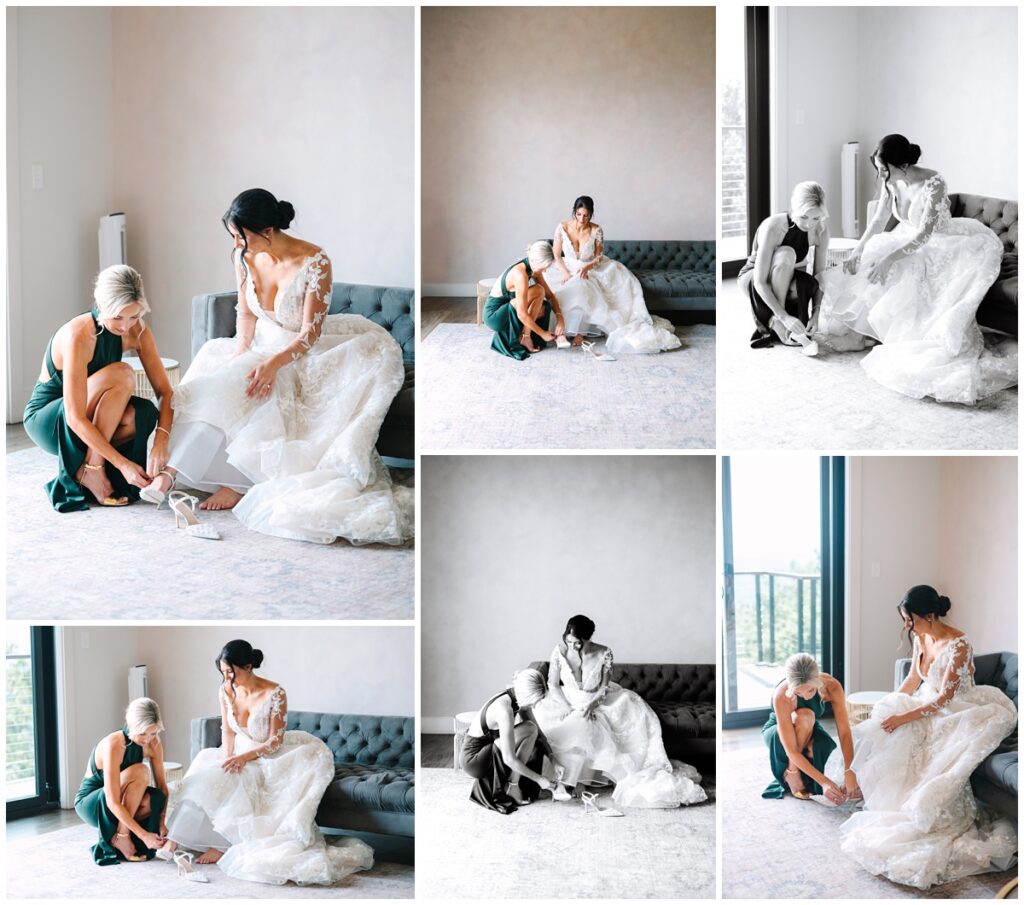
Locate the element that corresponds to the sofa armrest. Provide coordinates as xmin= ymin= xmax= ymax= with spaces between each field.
xmin=190 ymin=716 xmax=222 ymax=761
xmin=191 ymin=292 xmax=239 ymax=360
xmin=894 ymin=657 xmax=911 ymax=691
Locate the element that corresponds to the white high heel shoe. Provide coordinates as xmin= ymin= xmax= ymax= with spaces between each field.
xmin=139 ymin=470 xmax=175 ymax=506
xmin=173 ymin=851 xmax=209 ymax=883
xmin=580 ymin=790 xmax=623 ymax=817
xmin=580 ymin=340 xmax=615 ymax=362
xmin=167 ymin=491 xmax=221 ymax=540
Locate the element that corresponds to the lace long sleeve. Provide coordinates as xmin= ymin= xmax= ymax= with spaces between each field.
xmin=218 ymin=685 xmax=235 ymax=756
xmin=548 ymin=646 xmax=563 ymax=691
xmin=252 ymin=687 xmax=288 ymax=757
xmin=281 ymin=253 xmax=332 ymax=363
xmin=233 ymin=251 xmax=257 ymax=353
xmin=917 ymin=637 xmax=972 ymax=716
xmin=893 ymin=176 xmax=948 ymax=257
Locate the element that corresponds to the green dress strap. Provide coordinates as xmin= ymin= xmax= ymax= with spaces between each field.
xmin=482 ymin=259 xmax=551 ymax=360
xmin=761 ymin=683 xmax=837 ymax=799
xmin=22 ymin=311 xmax=159 ymax=512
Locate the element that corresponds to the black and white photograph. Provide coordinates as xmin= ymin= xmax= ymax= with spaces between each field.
xmin=417 ymin=455 xmax=716 ymax=899
xmin=5 ymin=624 xmax=415 ymax=897
xmin=717 ymin=6 xmax=1018 ymax=449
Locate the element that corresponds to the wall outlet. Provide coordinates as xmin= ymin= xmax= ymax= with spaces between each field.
xmin=31 ymin=164 xmax=43 ymax=190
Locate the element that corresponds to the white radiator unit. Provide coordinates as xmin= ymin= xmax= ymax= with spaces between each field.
xmin=840 ymin=142 xmax=860 ymax=238
xmin=99 ymin=213 xmax=127 ymax=270
xmin=128 ymin=664 xmax=148 ymax=702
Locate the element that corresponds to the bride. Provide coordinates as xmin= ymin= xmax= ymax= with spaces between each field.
xmin=142 ymin=188 xmax=412 ymax=544
xmin=545 ymin=196 xmax=681 ymax=355
xmin=160 ymin=640 xmax=373 ymax=885
xmin=816 ymin=134 xmax=1017 ymax=404
xmin=531 ymin=615 xmax=706 ymax=809
xmin=825 ymin=586 xmax=1017 ymax=889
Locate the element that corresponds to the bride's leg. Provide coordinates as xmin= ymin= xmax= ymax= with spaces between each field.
xmin=199 ymin=487 xmax=245 ymax=511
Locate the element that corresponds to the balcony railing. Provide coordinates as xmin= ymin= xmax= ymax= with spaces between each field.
xmin=733 ymin=570 xmax=822 ymax=663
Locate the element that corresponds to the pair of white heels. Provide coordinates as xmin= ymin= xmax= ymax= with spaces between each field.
xmin=139 ymin=471 xmax=221 ymax=541
xmin=155 ymin=847 xmax=210 ymax=883
xmin=553 ymin=334 xmax=616 ymax=361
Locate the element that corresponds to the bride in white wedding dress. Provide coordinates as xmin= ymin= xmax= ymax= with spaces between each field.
xmin=531 ymin=615 xmax=706 ymax=809
xmin=544 ymin=196 xmax=681 ymax=355
xmin=816 ymin=135 xmax=1017 ymax=404
xmin=824 ymin=586 xmax=1017 ymax=890
xmin=143 ymin=189 xmax=412 ymax=545
xmin=161 ymin=640 xmax=373 ymax=886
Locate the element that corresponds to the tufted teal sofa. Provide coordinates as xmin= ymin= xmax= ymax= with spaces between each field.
xmin=895 ymin=651 xmax=1017 ymax=822
xmin=191 ymin=710 xmax=415 ymax=861
xmin=528 ymin=661 xmax=716 ymax=764
xmin=191 ymin=283 xmax=415 ymax=463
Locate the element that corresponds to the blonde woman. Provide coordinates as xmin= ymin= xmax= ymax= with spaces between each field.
xmin=738 ymin=182 xmax=830 ymax=352
xmin=74 ymin=697 xmax=169 ymax=864
xmin=761 ymin=653 xmax=858 ymax=802
xmin=23 ymin=265 xmax=173 ymax=511
xmin=483 ymin=241 xmax=566 ymax=359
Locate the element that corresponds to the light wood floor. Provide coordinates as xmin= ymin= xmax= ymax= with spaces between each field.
xmin=7 ymin=422 xmax=32 ymax=453
xmin=7 ymin=807 xmax=83 ymax=839
xmin=422 ymin=734 xmax=454 ymax=769
xmin=421 ymin=297 xmax=476 ymax=340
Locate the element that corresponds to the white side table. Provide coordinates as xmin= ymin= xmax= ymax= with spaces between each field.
xmin=847 ymin=691 xmax=887 ymax=725
xmin=453 ymin=710 xmax=478 ymax=771
xmin=126 ymin=356 xmax=180 ymax=400
xmin=163 ymin=761 xmax=183 ymax=786
xmin=476 ymin=279 xmax=497 ymax=327
xmin=811 ymin=236 xmax=860 ymax=272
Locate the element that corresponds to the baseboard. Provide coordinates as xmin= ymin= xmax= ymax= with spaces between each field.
xmin=423 ymin=283 xmax=477 ymax=297
xmin=421 ymin=716 xmax=454 ymax=734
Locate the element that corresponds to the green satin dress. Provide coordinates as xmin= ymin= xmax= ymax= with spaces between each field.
xmin=483 ymin=259 xmax=552 ymax=360
xmin=23 ymin=311 xmax=158 ymax=512
xmin=761 ymin=684 xmax=837 ymax=798
xmin=74 ymin=728 xmax=166 ymax=865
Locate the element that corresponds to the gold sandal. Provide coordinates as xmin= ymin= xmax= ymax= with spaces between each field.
xmin=78 ymin=462 xmax=128 ymax=507
xmin=784 ymin=768 xmax=811 ymax=800
xmin=112 ymin=831 xmax=146 ymax=861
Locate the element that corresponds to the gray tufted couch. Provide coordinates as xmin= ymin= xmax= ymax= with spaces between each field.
xmin=191 ymin=283 xmax=415 ymax=462
xmin=895 ymin=651 xmax=1017 ymax=821
xmin=528 ymin=660 xmax=716 ymax=765
xmin=191 ymin=710 xmax=415 ymax=861
xmin=551 ymin=239 xmax=717 ymax=317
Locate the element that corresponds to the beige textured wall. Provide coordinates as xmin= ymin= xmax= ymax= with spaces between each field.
xmin=112 ymin=7 xmax=414 ymax=366
xmin=6 ymin=7 xmax=114 ymax=418
xmin=422 ymin=6 xmax=716 ymax=289
xmin=937 ymin=457 xmax=1017 ymax=654
xmin=421 ymin=455 xmax=716 ymax=729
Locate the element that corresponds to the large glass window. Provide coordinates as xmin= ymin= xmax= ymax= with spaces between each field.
xmin=720 ymin=4 xmax=748 ymax=265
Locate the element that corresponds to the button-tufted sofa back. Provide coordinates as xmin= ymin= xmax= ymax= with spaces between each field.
xmin=286 ymin=711 xmax=415 ymax=769
xmin=329 ymin=283 xmax=414 ymax=362
xmin=602 ymin=240 xmax=716 ymax=273
xmin=528 ymin=661 xmax=716 ymax=702
xmin=948 ymin=194 xmax=1018 ymax=255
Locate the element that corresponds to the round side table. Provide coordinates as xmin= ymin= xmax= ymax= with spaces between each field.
xmin=476 ymin=279 xmax=497 ymax=327
xmin=847 ymin=691 xmax=886 ymax=725
xmin=163 ymin=761 xmax=184 ymax=785
xmin=453 ymin=710 xmax=477 ymax=771
xmin=126 ymin=356 xmax=180 ymax=400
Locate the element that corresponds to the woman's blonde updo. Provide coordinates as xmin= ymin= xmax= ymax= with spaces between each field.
xmin=526 ymin=241 xmax=555 ymax=271
xmin=93 ymin=265 xmax=150 ymax=321
xmin=511 ymin=668 xmax=547 ymax=708
xmin=789 ymin=181 xmax=828 ymax=219
xmin=124 ymin=697 xmax=163 ymax=736
xmin=784 ymin=653 xmax=823 ymax=697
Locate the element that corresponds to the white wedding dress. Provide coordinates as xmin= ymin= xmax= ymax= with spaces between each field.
xmin=818 ymin=174 xmax=1017 ymax=404
xmin=167 ymin=685 xmax=373 ymax=886
xmin=168 ymin=250 xmax=413 ymax=544
xmin=824 ymin=635 xmax=1017 ymax=889
xmin=545 ymin=223 xmax=681 ymax=354
xmin=532 ymin=646 xmax=707 ymax=808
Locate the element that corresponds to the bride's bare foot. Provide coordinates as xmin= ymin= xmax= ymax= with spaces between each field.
xmin=199 ymin=487 xmax=244 ymax=511
xmin=77 ymin=462 xmax=125 ymax=505
xmin=197 ymin=848 xmax=223 ymax=864
xmin=151 ymin=471 xmax=175 ymax=495
xmin=572 ymin=334 xmax=586 ymax=347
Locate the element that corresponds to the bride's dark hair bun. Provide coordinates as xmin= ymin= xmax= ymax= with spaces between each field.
xmin=276 ymin=200 xmax=295 ymax=230
xmin=899 ymin=584 xmax=951 ymax=619
xmin=874 ymin=134 xmax=922 ymax=169
xmin=216 ymin=639 xmax=264 ymax=672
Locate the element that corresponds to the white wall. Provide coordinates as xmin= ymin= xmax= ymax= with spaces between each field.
xmin=112 ymin=7 xmax=414 ymax=366
xmin=56 ymin=625 xmax=413 ymax=804
xmin=776 ymin=7 xmax=1017 ymax=232
xmin=937 ymin=457 xmax=1017 ymax=654
xmin=422 ymin=7 xmax=716 ymax=290
xmin=421 ymin=455 xmax=716 ymax=728
xmin=6 ymin=7 xmax=114 ymax=419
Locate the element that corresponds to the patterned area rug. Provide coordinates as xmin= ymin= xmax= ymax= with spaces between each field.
xmin=717 ymin=281 xmax=1018 ymax=450
xmin=5 ymin=447 xmax=413 ymax=620
xmin=419 ymin=324 xmax=716 ymax=449
xmin=416 ymin=766 xmax=716 ymax=898
xmin=5 ymin=823 xmax=413 ymax=899
xmin=722 ymin=742 xmax=1016 ymax=898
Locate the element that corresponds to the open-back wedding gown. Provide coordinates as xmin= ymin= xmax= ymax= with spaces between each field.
xmin=544 ymin=223 xmax=681 ymax=354
xmin=168 ymin=250 xmax=413 ymax=544
xmin=818 ymin=174 xmax=1017 ymax=404
xmin=825 ymin=635 xmax=1017 ymax=889
xmin=532 ymin=646 xmax=706 ymax=808
xmin=167 ymin=685 xmax=373 ymax=886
